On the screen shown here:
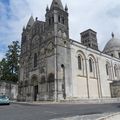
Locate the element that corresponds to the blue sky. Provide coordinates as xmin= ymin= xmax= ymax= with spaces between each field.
xmin=1 ymin=0 xmax=10 ymax=5
xmin=0 ymin=0 xmax=120 ymax=60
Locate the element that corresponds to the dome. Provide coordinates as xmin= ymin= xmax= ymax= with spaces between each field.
xmin=103 ymin=33 xmax=120 ymax=53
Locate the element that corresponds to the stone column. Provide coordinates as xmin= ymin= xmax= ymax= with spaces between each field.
xmin=96 ymin=58 xmax=102 ymax=98
xmin=85 ymin=58 xmax=90 ymax=98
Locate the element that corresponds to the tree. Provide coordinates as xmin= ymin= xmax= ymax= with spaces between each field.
xmin=0 ymin=41 xmax=20 ymax=82
xmin=0 ymin=58 xmax=9 ymax=80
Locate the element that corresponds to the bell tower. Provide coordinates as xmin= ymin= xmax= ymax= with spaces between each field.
xmin=45 ymin=0 xmax=72 ymax=100
xmin=45 ymin=0 xmax=69 ymax=38
xmin=81 ymin=29 xmax=99 ymax=50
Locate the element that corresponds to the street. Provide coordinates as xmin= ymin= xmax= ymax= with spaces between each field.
xmin=0 ymin=103 xmax=120 ymax=120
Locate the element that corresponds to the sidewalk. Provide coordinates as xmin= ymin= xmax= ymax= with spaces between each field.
xmin=11 ymin=101 xmax=58 ymax=105
xmin=12 ymin=98 xmax=120 ymax=105
xmin=50 ymin=112 xmax=120 ymax=120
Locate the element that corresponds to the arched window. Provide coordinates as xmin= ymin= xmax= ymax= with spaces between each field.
xmin=52 ymin=16 xmax=54 ymax=23
xmin=106 ymin=62 xmax=112 ymax=80
xmin=62 ymin=17 xmax=65 ymax=24
xmin=114 ymin=65 xmax=117 ymax=77
xmin=61 ymin=64 xmax=66 ymax=99
xmin=78 ymin=56 xmax=82 ymax=70
xmin=34 ymin=53 xmax=37 ymax=67
xmin=118 ymin=53 xmax=120 ymax=58
xmin=106 ymin=64 xmax=109 ymax=75
xmin=41 ymin=76 xmax=45 ymax=84
xmin=111 ymin=53 xmax=113 ymax=57
xmin=48 ymin=73 xmax=54 ymax=83
xmin=49 ymin=18 xmax=51 ymax=25
xmin=58 ymin=15 xmax=61 ymax=23
xmin=31 ymin=75 xmax=38 ymax=86
xmin=89 ymin=58 xmax=93 ymax=72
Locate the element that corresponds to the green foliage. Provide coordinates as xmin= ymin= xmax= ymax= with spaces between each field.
xmin=0 ymin=41 xmax=20 ymax=83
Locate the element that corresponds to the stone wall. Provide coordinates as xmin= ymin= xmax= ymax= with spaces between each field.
xmin=110 ymin=81 xmax=120 ymax=98
xmin=71 ymin=40 xmax=120 ymax=99
xmin=0 ymin=81 xmax=18 ymax=100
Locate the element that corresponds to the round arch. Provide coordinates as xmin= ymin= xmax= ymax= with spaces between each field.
xmin=114 ymin=64 xmax=119 ymax=79
xmin=88 ymin=54 xmax=97 ymax=77
xmin=88 ymin=54 xmax=96 ymax=63
xmin=105 ymin=60 xmax=112 ymax=80
xmin=31 ymin=74 xmax=38 ymax=86
xmin=76 ymin=50 xmax=86 ymax=59
xmin=47 ymin=73 xmax=54 ymax=83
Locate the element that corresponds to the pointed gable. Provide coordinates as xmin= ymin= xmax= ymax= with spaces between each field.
xmin=50 ymin=0 xmax=64 ymax=10
xmin=27 ymin=16 xmax=34 ymax=27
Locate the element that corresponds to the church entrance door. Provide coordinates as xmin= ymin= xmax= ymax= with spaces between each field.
xmin=31 ymin=75 xmax=38 ymax=101
xmin=34 ymin=85 xmax=38 ymax=101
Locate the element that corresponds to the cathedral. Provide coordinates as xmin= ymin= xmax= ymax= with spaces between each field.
xmin=18 ymin=0 xmax=120 ymax=101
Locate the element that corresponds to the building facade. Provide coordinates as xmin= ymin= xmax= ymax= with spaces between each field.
xmin=18 ymin=0 xmax=120 ymax=101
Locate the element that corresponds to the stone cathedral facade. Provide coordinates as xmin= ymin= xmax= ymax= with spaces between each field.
xmin=18 ymin=0 xmax=120 ymax=101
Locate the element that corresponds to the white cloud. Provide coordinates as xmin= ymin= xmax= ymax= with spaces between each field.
xmin=1 ymin=0 xmax=120 ymax=59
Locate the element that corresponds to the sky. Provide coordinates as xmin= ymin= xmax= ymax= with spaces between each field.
xmin=0 ymin=0 xmax=120 ymax=60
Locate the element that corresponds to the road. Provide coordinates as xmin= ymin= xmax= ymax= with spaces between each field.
xmin=0 ymin=103 xmax=120 ymax=120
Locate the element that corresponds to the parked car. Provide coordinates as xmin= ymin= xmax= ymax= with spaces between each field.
xmin=0 ymin=95 xmax=10 ymax=105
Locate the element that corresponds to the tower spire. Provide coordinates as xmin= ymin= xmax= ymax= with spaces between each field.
xmin=46 ymin=5 xmax=49 ymax=12
xmin=50 ymin=0 xmax=64 ymax=10
xmin=27 ymin=16 xmax=34 ymax=28
xmin=65 ymin=4 xmax=68 ymax=12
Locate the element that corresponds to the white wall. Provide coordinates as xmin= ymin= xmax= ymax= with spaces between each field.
xmin=71 ymin=41 xmax=120 ymax=99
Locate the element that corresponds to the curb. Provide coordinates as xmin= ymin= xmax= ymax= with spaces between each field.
xmin=11 ymin=100 xmax=120 ymax=105
xmin=11 ymin=101 xmax=60 ymax=105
